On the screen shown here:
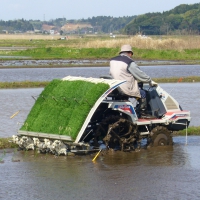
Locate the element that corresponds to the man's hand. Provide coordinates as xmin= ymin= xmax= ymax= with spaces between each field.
xmin=149 ymin=80 xmax=158 ymax=87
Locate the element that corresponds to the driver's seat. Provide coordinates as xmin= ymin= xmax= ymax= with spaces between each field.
xmin=100 ymin=76 xmax=129 ymax=100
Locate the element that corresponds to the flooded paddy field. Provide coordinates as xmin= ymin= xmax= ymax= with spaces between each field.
xmin=1 ymin=136 xmax=200 ymax=200
xmin=0 ymin=64 xmax=200 ymax=199
xmin=0 ymin=64 xmax=199 ymax=137
xmin=0 ymin=65 xmax=200 ymax=82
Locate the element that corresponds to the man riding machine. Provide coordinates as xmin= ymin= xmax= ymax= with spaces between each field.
xmin=109 ymin=44 xmax=157 ymax=117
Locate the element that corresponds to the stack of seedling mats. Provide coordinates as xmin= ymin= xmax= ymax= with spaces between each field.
xmin=20 ymin=79 xmax=109 ymax=140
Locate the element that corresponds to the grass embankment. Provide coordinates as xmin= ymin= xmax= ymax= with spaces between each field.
xmin=0 ymin=76 xmax=200 ymax=89
xmin=3 ymin=46 xmax=200 ymax=62
xmin=174 ymin=126 xmax=200 ymax=136
xmin=1 ymin=35 xmax=200 ymax=61
xmin=0 ymin=81 xmax=49 ymax=88
xmin=0 ymin=138 xmax=18 ymax=149
xmin=153 ymin=76 xmax=200 ymax=83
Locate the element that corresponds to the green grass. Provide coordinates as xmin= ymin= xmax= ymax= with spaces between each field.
xmin=1 ymin=46 xmax=200 ymax=61
xmin=0 ymin=138 xmax=18 ymax=149
xmin=153 ymin=76 xmax=200 ymax=83
xmin=6 ymin=47 xmax=117 ymax=59
xmin=173 ymin=126 xmax=200 ymax=136
xmin=0 ymin=76 xmax=200 ymax=89
xmin=133 ymin=48 xmax=200 ymax=61
xmin=0 ymin=81 xmax=49 ymax=88
xmin=20 ymin=79 xmax=109 ymax=139
xmin=1 ymin=35 xmax=200 ymax=61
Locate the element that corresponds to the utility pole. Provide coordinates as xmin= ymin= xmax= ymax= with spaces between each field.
xmin=167 ymin=24 xmax=168 ymax=35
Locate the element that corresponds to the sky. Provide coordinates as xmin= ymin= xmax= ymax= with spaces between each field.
xmin=0 ymin=0 xmax=200 ymax=21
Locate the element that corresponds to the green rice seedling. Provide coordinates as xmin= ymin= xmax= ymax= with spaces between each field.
xmin=20 ymin=79 xmax=109 ymax=140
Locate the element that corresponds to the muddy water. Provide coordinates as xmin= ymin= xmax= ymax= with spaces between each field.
xmin=1 ymin=136 xmax=200 ymax=200
xmin=0 ymin=88 xmax=42 ymax=137
xmin=0 ymin=65 xmax=200 ymax=199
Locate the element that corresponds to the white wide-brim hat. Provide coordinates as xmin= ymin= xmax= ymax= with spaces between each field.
xmin=119 ymin=44 xmax=133 ymax=54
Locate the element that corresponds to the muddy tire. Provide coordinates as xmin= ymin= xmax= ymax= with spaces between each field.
xmin=94 ymin=115 xmax=138 ymax=151
xmin=149 ymin=126 xmax=173 ymax=147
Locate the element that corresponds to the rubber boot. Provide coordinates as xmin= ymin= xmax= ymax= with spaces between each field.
xmin=139 ymin=98 xmax=155 ymax=119
xmin=138 ymin=98 xmax=147 ymax=118
xmin=140 ymin=98 xmax=147 ymax=111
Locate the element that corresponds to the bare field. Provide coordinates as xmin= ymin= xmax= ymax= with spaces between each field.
xmin=0 ymin=34 xmax=66 ymax=40
xmin=1 ymin=34 xmax=200 ymax=50
xmin=82 ymin=35 xmax=200 ymax=50
xmin=0 ymin=34 xmax=80 ymax=40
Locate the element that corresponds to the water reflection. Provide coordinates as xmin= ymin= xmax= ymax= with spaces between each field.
xmin=0 ymin=65 xmax=200 ymax=200
xmin=0 ymin=88 xmax=43 ymax=137
xmin=1 ymin=136 xmax=200 ymax=200
xmin=160 ymin=83 xmax=199 ymax=126
xmin=0 ymin=67 xmax=108 ymax=82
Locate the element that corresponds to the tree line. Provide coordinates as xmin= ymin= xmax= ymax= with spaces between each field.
xmin=0 ymin=16 xmax=136 ymax=34
xmin=124 ymin=3 xmax=200 ymax=35
xmin=0 ymin=19 xmax=34 ymax=32
xmin=0 ymin=3 xmax=200 ymax=35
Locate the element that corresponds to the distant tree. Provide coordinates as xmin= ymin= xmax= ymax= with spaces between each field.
xmin=60 ymin=30 xmax=63 ymax=35
xmin=123 ymin=3 xmax=200 ymax=35
xmin=165 ymin=14 xmax=183 ymax=29
xmin=1 ymin=3 xmax=200 ymax=35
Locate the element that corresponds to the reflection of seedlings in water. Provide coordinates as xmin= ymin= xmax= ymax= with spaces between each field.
xmin=35 ymin=150 xmax=39 ymax=156
xmin=34 ymin=150 xmax=39 ymax=158
xmin=40 ymin=153 xmax=49 ymax=160
xmin=12 ymin=158 xmax=20 ymax=162
xmin=24 ymin=150 xmax=28 ymax=158
xmin=0 ymin=149 xmax=6 ymax=163
xmin=13 ymin=148 xmax=17 ymax=155
xmin=44 ymin=153 xmax=48 ymax=159
xmin=12 ymin=148 xmax=21 ymax=162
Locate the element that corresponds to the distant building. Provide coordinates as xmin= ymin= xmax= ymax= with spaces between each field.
xmin=42 ymin=24 xmax=60 ymax=34
xmin=50 ymin=30 xmax=55 ymax=35
xmin=34 ymin=29 xmax=42 ymax=33
xmin=61 ymin=23 xmax=93 ymax=34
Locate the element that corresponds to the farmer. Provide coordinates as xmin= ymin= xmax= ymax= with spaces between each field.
xmin=109 ymin=44 xmax=157 ymax=114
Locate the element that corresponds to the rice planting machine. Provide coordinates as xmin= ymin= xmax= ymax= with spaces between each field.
xmin=12 ymin=76 xmax=191 ymax=155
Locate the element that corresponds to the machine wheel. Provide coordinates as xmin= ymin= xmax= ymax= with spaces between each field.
xmin=149 ymin=126 xmax=173 ymax=147
xmin=94 ymin=115 xmax=139 ymax=151
xmin=154 ymin=134 xmax=168 ymax=146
